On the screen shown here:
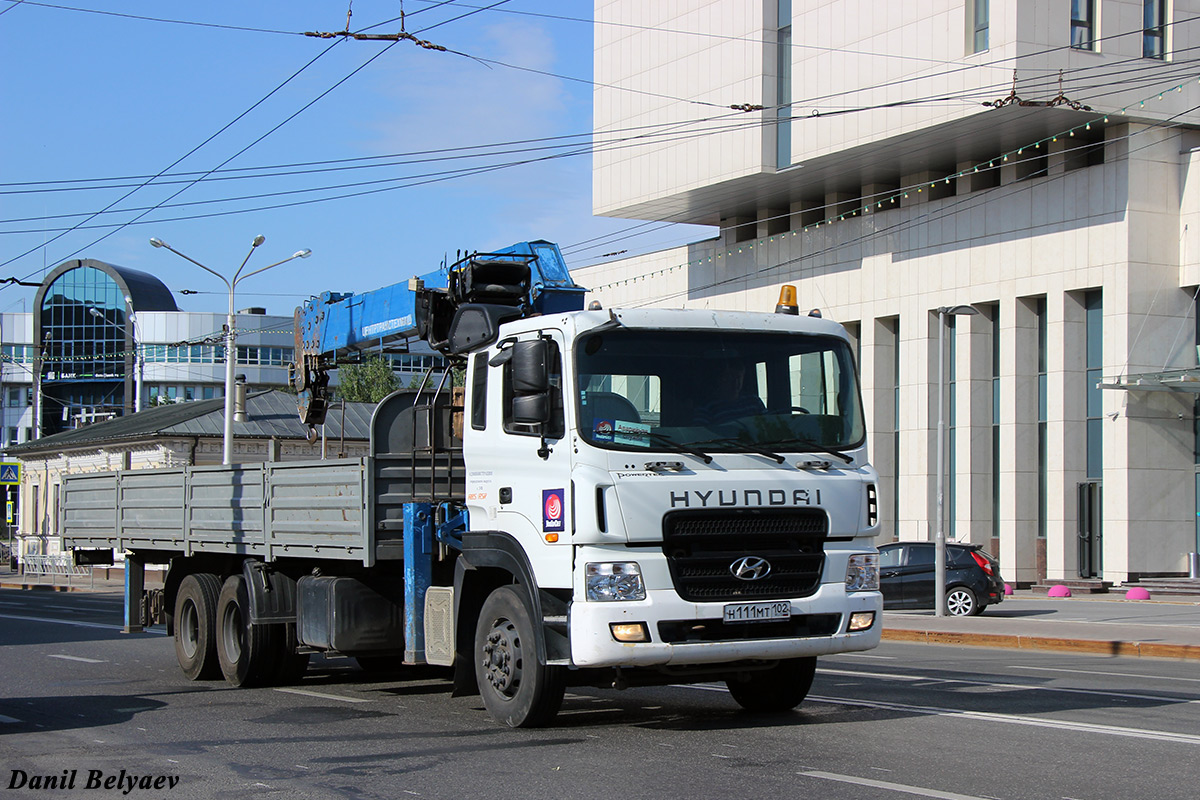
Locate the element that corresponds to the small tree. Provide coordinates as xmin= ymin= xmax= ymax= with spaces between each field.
xmin=337 ymin=356 xmax=400 ymax=403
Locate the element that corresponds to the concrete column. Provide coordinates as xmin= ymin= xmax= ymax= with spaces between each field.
xmin=862 ymin=183 xmax=896 ymax=213
xmin=901 ymin=172 xmax=936 ymax=208
xmin=957 ymin=160 xmax=999 ymax=194
xmin=1001 ymin=297 xmax=1040 ymax=584
xmin=954 ymin=305 xmax=993 ymax=547
xmin=869 ymin=318 xmax=899 ymax=540
xmin=1047 ymin=137 xmax=1068 ymax=177
xmin=1045 ymin=291 xmax=1087 ymax=581
xmin=825 ymin=192 xmax=858 ymax=221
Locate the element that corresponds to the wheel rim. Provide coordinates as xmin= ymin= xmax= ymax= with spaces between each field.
xmin=947 ymin=590 xmax=973 ymax=616
xmin=180 ymin=599 xmax=200 ymax=659
xmin=481 ymin=617 xmax=522 ymax=699
xmin=221 ymin=603 xmax=243 ymax=663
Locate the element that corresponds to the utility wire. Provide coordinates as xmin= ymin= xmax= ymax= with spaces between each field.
xmin=4 ymin=56 xmax=1193 ymax=236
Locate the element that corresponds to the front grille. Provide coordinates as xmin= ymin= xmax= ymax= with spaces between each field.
xmin=662 ymin=509 xmax=828 ymax=602
xmin=658 ymin=613 xmax=841 ymax=644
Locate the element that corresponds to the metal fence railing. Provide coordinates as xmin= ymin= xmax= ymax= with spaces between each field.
xmin=19 ymin=554 xmax=95 ymax=588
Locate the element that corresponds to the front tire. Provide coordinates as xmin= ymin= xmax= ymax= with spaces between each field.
xmin=216 ymin=575 xmax=278 ymax=687
xmin=946 ymin=586 xmax=978 ymax=616
xmin=475 ymin=586 xmax=565 ymax=728
xmin=726 ymin=657 xmax=817 ymax=712
xmin=174 ymin=573 xmax=222 ymax=680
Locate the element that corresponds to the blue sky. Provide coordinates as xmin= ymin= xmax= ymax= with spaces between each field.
xmin=0 ymin=1 xmax=709 ymax=317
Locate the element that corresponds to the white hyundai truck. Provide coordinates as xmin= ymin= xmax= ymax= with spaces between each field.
xmin=62 ymin=240 xmax=881 ymax=727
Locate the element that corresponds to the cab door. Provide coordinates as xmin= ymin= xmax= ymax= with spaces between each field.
xmin=466 ymin=329 xmax=573 ymax=587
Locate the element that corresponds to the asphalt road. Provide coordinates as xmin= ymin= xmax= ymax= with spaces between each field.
xmin=3 ymin=588 xmax=1199 ymax=800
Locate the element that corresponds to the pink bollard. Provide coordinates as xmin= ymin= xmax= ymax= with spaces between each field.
xmin=1047 ymin=585 xmax=1072 ymax=598
xmin=1125 ymin=587 xmax=1151 ymax=600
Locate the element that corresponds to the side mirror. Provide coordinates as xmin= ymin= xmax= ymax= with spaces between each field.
xmin=512 ymin=394 xmax=549 ymax=424
xmin=511 ymin=340 xmax=548 ymax=393
xmin=510 ymin=339 xmax=551 ymax=426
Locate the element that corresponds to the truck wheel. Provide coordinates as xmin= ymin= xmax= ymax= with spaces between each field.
xmin=475 ymin=586 xmax=565 ymax=728
xmin=174 ymin=573 xmax=222 ymax=680
xmin=216 ymin=575 xmax=278 ymax=687
xmin=726 ymin=656 xmax=817 ymax=712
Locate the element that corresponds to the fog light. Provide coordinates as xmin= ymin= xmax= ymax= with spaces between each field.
xmin=586 ymin=562 xmax=646 ymax=601
xmin=610 ymin=622 xmax=650 ymax=642
xmin=848 ymin=611 xmax=875 ymax=632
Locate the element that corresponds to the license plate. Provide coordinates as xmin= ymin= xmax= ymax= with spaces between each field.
xmin=723 ymin=601 xmax=792 ymax=624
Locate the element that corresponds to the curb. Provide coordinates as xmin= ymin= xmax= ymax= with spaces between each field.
xmin=882 ymin=628 xmax=1200 ymax=661
xmin=0 ymin=581 xmax=112 ymax=593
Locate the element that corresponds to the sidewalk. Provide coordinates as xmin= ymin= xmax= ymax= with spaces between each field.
xmin=883 ymin=592 xmax=1200 ymax=660
xmin=4 ymin=568 xmax=1199 ymax=660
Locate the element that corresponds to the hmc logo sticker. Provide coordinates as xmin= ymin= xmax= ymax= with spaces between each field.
xmin=543 ymin=489 xmax=565 ymax=532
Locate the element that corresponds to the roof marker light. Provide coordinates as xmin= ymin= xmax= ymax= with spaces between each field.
xmin=775 ymin=285 xmax=799 ymax=315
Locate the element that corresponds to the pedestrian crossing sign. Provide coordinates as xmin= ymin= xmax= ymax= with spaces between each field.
xmin=0 ymin=462 xmax=19 ymax=485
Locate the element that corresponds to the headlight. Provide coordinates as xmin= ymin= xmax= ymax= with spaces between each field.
xmin=845 ymin=553 xmax=879 ymax=592
xmin=585 ymin=562 xmax=646 ymax=601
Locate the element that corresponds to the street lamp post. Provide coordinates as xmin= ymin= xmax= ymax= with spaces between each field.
xmin=935 ymin=304 xmax=978 ymax=616
xmin=149 ymin=236 xmax=311 ymax=465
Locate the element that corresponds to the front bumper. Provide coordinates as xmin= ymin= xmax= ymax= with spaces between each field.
xmin=569 ymin=579 xmax=882 ymax=668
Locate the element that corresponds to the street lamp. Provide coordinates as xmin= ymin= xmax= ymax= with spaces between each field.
xmin=935 ymin=304 xmax=978 ymax=616
xmin=88 ymin=297 xmax=142 ymax=414
xmin=149 ymin=236 xmax=311 ymax=465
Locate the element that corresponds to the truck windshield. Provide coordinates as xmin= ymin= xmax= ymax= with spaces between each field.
xmin=575 ymin=329 xmax=865 ymax=455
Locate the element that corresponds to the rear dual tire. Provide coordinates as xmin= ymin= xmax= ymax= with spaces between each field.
xmin=174 ymin=573 xmax=222 ymax=681
xmin=216 ymin=575 xmax=279 ymax=688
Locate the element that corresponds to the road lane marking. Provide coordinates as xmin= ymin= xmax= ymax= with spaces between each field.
xmin=806 ymin=695 xmax=1200 ymax=746
xmin=678 ymin=684 xmax=1200 ymax=745
xmin=799 ymin=770 xmax=993 ymax=800
xmin=0 ymin=612 xmax=166 ymax=635
xmin=0 ymin=715 xmax=21 ymax=723
xmin=274 ymin=688 xmax=370 ymax=704
xmin=817 ymin=667 xmax=1200 ymax=706
xmin=49 ymin=654 xmax=106 ymax=663
xmin=1010 ymin=665 xmax=1200 ymax=684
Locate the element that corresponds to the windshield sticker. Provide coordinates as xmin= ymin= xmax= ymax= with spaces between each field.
xmin=593 ymin=419 xmax=615 ymax=442
xmin=613 ymin=420 xmax=651 ymax=447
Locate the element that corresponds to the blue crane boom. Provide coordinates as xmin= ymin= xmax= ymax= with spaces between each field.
xmin=290 ymin=240 xmax=585 ymax=429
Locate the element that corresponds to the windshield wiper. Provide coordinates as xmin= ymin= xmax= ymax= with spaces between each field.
xmin=686 ymin=437 xmax=786 ymax=464
xmin=757 ymin=437 xmax=854 ymax=464
xmin=642 ymin=432 xmax=714 ymax=464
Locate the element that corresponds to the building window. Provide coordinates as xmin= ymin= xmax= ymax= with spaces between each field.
xmin=890 ymin=318 xmax=901 ymax=538
xmin=1144 ymin=0 xmax=1167 ymax=59
xmin=776 ymin=0 xmax=792 ymax=169
xmin=990 ymin=305 xmax=1000 ymax=542
xmin=947 ymin=316 xmax=957 ymax=540
xmin=1037 ymin=297 xmax=1048 ymax=539
xmin=1085 ymin=291 xmax=1103 ymax=479
xmin=1 ymin=344 xmax=34 ymax=364
xmin=235 ymin=345 xmax=293 ymax=367
xmin=1071 ymin=1 xmax=1096 ymax=50
xmin=971 ymin=0 xmax=989 ymax=53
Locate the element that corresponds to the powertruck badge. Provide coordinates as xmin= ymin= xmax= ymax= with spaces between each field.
xmin=543 ymin=488 xmax=565 ymax=532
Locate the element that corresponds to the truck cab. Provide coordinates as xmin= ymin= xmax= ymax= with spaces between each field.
xmin=458 ymin=304 xmax=881 ymax=722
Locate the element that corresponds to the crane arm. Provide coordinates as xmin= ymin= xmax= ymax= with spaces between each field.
xmin=290 ymin=240 xmax=584 ymax=428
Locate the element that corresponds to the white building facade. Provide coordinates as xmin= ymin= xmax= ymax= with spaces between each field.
xmin=583 ymin=0 xmax=1200 ymax=585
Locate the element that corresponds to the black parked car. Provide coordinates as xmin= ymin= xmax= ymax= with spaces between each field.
xmin=877 ymin=542 xmax=1004 ymax=616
